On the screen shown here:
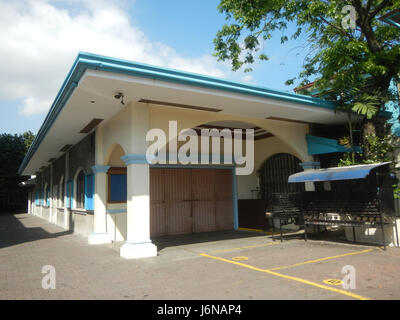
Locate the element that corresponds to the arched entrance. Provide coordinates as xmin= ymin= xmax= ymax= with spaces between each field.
xmin=258 ymin=153 xmax=304 ymax=206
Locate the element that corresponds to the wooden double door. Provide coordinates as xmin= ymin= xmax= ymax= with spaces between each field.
xmin=150 ymin=168 xmax=234 ymax=236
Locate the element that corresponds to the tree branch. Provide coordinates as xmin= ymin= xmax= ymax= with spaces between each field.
xmin=370 ymin=0 xmax=393 ymax=19
xmin=366 ymin=0 xmax=374 ymax=14
xmin=317 ymin=16 xmax=354 ymax=39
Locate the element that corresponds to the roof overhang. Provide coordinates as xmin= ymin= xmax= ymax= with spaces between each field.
xmin=19 ymin=52 xmax=350 ymax=176
xmin=288 ymin=162 xmax=391 ymax=183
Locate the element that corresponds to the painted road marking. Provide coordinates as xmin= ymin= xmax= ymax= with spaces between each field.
xmin=324 ymin=279 xmax=344 ymax=286
xmin=232 ymin=256 xmax=249 ymax=261
xmin=208 ymin=242 xmax=279 ymax=254
xmin=238 ymin=227 xmax=292 ymax=235
xmin=200 ymin=253 xmax=370 ymax=300
xmin=268 ymin=248 xmax=374 ymax=271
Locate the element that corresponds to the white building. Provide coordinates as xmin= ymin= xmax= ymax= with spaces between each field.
xmin=19 ymin=52 xmax=351 ymax=259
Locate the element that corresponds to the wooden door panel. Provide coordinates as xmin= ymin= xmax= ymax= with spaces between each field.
xmin=191 ymin=169 xmax=215 ymax=200
xmin=192 ymin=200 xmax=216 ymax=232
xmin=166 ymin=202 xmax=192 ymax=234
xmin=216 ymin=200 xmax=234 ymax=230
xmin=150 ymin=203 xmax=166 ymax=236
xmin=164 ymin=168 xmax=191 ymax=200
xmin=214 ymin=169 xmax=233 ymax=201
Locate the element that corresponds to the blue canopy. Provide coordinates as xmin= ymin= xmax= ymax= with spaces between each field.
xmin=288 ymin=162 xmax=390 ymax=183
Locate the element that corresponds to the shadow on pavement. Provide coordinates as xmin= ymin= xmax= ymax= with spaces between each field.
xmin=152 ymin=230 xmax=269 ymax=251
xmin=0 ymin=212 xmax=72 ymax=249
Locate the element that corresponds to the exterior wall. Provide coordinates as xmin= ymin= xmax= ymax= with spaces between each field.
xmin=53 ymin=155 xmax=65 ymax=188
xmin=30 ymin=133 xmax=96 ymax=238
xmin=68 ymin=133 xmax=95 ymax=179
xmin=70 ymin=211 xmax=94 ymax=236
xmin=102 ymin=106 xmax=131 ymax=161
xmin=56 ymin=208 xmax=65 ymax=228
xmin=106 ymin=212 xmax=127 ymax=242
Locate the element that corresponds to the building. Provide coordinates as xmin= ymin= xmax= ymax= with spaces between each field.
xmin=19 ymin=52 xmax=352 ymax=259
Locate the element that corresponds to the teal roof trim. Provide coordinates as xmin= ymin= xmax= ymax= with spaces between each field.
xmin=18 ymin=52 xmax=336 ymax=174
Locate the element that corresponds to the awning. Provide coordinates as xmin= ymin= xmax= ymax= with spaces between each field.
xmin=288 ymin=162 xmax=391 ymax=183
xmin=306 ymin=134 xmax=362 ymax=155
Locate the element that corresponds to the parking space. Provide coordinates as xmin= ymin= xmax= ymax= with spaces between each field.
xmin=1 ymin=213 xmax=400 ymax=300
xmin=199 ymin=235 xmax=400 ymax=300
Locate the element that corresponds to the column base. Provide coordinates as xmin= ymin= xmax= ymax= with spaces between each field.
xmin=120 ymin=241 xmax=157 ymax=259
xmin=88 ymin=233 xmax=112 ymax=245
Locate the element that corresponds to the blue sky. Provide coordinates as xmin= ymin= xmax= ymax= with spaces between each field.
xmin=0 ymin=0 xmax=310 ymax=135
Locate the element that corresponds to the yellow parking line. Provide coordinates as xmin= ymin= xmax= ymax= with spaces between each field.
xmin=238 ymin=227 xmax=290 ymax=235
xmin=208 ymin=242 xmax=279 ymax=254
xmin=269 ymin=248 xmax=375 ymax=271
xmin=200 ymin=253 xmax=370 ymax=300
xmin=238 ymin=227 xmax=264 ymax=233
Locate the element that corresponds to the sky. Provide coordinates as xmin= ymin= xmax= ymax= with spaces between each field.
xmin=0 ymin=0 xmax=311 ymax=135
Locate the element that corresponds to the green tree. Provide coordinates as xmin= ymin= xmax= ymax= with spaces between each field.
xmin=0 ymin=132 xmax=35 ymax=189
xmin=214 ymin=0 xmax=400 ymax=118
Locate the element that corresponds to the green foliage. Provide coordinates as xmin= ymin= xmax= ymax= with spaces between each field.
xmin=214 ymin=0 xmax=400 ymax=109
xmin=362 ymin=133 xmax=395 ymax=163
xmin=338 ymin=132 xmax=395 ymax=166
xmin=392 ymin=184 xmax=400 ymax=199
xmin=0 ymin=131 xmax=35 ymax=190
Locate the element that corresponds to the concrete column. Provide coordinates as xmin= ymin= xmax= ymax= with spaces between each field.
xmin=64 ymin=151 xmax=70 ymax=230
xmin=120 ymin=156 xmax=157 ymax=259
xmin=49 ymin=162 xmax=54 ymax=223
xmin=299 ymin=161 xmax=320 ymax=191
xmin=88 ymin=165 xmax=112 ymax=244
xmin=27 ymin=191 xmax=31 ymax=214
xmin=119 ymin=102 xmax=157 ymax=259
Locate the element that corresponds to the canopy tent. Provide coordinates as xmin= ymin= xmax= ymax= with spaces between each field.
xmin=288 ymin=162 xmax=391 ymax=183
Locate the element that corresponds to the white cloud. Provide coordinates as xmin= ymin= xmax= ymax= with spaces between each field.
xmin=0 ymin=0 xmax=227 ymax=116
xmin=241 ymin=75 xmax=256 ymax=85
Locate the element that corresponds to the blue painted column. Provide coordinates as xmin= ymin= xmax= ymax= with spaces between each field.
xmin=232 ymin=167 xmax=239 ymax=230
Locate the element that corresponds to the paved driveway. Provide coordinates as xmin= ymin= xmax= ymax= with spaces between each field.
xmin=1 ymin=213 xmax=400 ymax=300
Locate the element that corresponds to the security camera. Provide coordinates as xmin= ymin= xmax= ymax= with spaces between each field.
xmin=114 ymin=92 xmax=123 ymax=99
xmin=114 ymin=92 xmax=125 ymax=105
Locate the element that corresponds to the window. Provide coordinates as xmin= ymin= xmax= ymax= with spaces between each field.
xmin=108 ymin=167 xmax=127 ymax=203
xmin=76 ymin=170 xmax=85 ymax=209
